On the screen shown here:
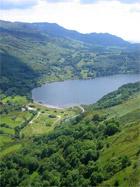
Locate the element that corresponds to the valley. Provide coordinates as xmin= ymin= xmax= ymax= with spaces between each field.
xmin=0 ymin=20 xmax=140 ymax=97
xmin=0 ymin=20 xmax=140 ymax=187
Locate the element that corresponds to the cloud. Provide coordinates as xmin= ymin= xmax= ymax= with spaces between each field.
xmin=1 ymin=0 xmax=139 ymax=9
xmin=0 ymin=0 xmax=140 ymax=42
xmin=80 ymin=0 xmax=140 ymax=4
xmin=130 ymin=7 xmax=140 ymax=13
xmin=119 ymin=0 xmax=140 ymax=3
xmin=80 ymin=0 xmax=101 ymax=3
xmin=47 ymin=0 xmax=72 ymax=2
xmin=0 ymin=0 xmax=39 ymax=10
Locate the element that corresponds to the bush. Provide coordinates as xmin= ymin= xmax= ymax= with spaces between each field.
xmin=81 ymin=149 xmax=99 ymax=164
xmin=90 ymin=172 xmax=104 ymax=186
xmin=48 ymin=114 xmax=56 ymax=118
xmin=120 ymin=155 xmax=131 ymax=169
xmin=104 ymin=123 xmax=119 ymax=136
xmin=114 ymin=180 xmax=119 ymax=186
xmin=23 ymin=156 xmax=39 ymax=172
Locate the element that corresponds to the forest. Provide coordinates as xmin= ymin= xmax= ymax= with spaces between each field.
xmin=0 ymin=82 xmax=140 ymax=187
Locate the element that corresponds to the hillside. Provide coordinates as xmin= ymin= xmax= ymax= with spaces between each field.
xmin=0 ymin=20 xmax=130 ymax=47
xmin=0 ymin=82 xmax=140 ymax=187
xmin=0 ymin=20 xmax=140 ymax=187
xmin=0 ymin=20 xmax=140 ymax=96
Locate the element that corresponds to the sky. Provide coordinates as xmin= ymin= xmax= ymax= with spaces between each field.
xmin=0 ymin=0 xmax=140 ymax=42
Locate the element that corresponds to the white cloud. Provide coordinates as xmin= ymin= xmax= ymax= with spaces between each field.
xmin=0 ymin=0 xmax=39 ymax=9
xmin=0 ymin=0 xmax=140 ymax=42
xmin=80 ymin=0 xmax=140 ymax=4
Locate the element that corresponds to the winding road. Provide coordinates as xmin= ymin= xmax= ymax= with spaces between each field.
xmin=27 ymin=104 xmax=85 ymax=127
xmin=29 ymin=111 xmax=41 ymax=124
xmin=61 ymin=105 xmax=85 ymax=123
xmin=78 ymin=105 xmax=85 ymax=113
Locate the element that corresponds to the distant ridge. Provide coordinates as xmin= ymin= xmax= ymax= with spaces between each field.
xmin=0 ymin=20 xmax=131 ymax=47
xmin=31 ymin=22 xmax=130 ymax=47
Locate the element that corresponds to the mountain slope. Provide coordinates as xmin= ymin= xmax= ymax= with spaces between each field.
xmin=0 ymin=82 xmax=140 ymax=187
xmin=0 ymin=20 xmax=130 ymax=47
xmin=32 ymin=22 xmax=130 ymax=47
xmin=0 ymin=20 xmax=140 ymax=96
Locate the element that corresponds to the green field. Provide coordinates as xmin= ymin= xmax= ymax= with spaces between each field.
xmin=0 ymin=95 xmax=79 ymax=159
xmin=21 ymin=104 xmax=79 ymax=137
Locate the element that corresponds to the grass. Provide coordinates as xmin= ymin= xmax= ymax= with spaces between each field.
xmin=0 ymin=127 xmax=15 ymax=135
xmin=0 ymin=111 xmax=33 ymax=128
xmin=120 ymin=108 xmax=140 ymax=124
xmin=0 ymin=110 xmax=34 ymax=151
xmin=2 ymin=96 xmax=28 ymax=105
xmin=104 ymin=94 xmax=140 ymax=118
xmin=98 ymin=122 xmax=140 ymax=164
xmin=0 ymin=143 xmax=22 ymax=159
xmin=0 ymin=95 xmax=34 ymax=151
xmin=96 ymin=94 xmax=140 ymax=187
xmin=97 ymin=94 xmax=140 ymax=164
xmin=21 ymin=104 xmax=79 ymax=137
xmin=0 ymin=135 xmax=14 ymax=147
xmin=99 ymin=163 xmax=140 ymax=187
xmin=0 ymin=95 xmax=80 ymax=156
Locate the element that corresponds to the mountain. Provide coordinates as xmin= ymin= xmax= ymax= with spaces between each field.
xmin=0 ymin=20 xmax=140 ymax=187
xmin=0 ymin=20 xmax=130 ymax=47
xmin=0 ymin=20 xmax=140 ymax=96
xmin=32 ymin=22 xmax=130 ymax=47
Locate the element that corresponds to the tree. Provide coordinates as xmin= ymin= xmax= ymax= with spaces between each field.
xmin=121 ymin=155 xmax=131 ymax=169
xmin=104 ymin=123 xmax=119 ymax=136
xmin=81 ymin=149 xmax=99 ymax=164
xmin=65 ymin=169 xmax=89 ymax=187
xmin=1 ymin=169 xmax=19 ymax=187
xmin=114 ymin=180 xmax=119 ymax=186
xmin=43 ymin=170 xmax=61 ymax=187
xmin=90 ymin=172 xmax=104 ymax=186
xmin=24 ymin=156 xmax=39 ymax=172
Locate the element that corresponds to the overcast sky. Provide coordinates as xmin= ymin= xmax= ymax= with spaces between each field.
xmin=0 ymin=0 xmax=140 ymax=42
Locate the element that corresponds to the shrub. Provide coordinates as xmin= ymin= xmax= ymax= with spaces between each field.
xmin=104 ymin=123 xmax=119 ymax=136
xmin=120 ymin=155 xmax=131 ymax=169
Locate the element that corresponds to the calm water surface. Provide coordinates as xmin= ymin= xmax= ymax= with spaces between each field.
xmin=32 ymin=74 xmax=140 ymax=108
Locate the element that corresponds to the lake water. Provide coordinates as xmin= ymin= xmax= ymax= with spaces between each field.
xmin=32 ymin=74 xmax=140 ymax=108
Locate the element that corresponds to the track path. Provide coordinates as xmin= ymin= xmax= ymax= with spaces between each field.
xmin=27 ymin=104 xmax=85 ymax=126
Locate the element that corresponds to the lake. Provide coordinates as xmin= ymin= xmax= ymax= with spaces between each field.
xmin=32 ymin=74 xmax=140 ymax=108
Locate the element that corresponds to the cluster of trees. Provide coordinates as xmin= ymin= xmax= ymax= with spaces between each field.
xmin=0 ymin=99 xmax=25 ymax=115
xmin=1 ymin=112 xmax=131 ymax=187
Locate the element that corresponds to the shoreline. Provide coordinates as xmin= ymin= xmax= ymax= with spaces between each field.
xmin=33 ymin=101 xmax=64 ymax=110
xmin=33 ymin=101 xmax=85 ymax=111
xmin=33 ymin=73 xmax=140 ymax=90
